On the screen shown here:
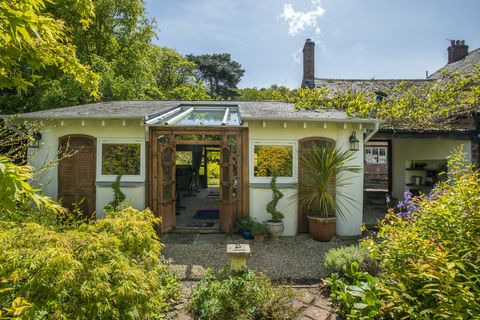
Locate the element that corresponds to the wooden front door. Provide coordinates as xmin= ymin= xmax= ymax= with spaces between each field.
xmin=297 ymin=137 xmax=335 ymax=233
xmin=219 ymin=144 xmax=233 ymax=233
xmin=58 ymin=135 xmax=96 ymax=219
xmin=156 ymin=141 xmax=176 ymax=232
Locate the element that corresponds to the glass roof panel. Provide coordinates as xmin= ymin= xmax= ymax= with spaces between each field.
xmin=148 ymin=106 xmax=241 ymax=126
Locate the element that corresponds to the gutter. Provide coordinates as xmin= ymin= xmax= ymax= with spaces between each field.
xmin=364 ymin=121 xmax=380 ymax=143
xmin=241 ymin=116 xmax=379 ymax=124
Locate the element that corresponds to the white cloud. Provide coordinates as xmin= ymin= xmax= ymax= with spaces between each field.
xmin=292 ymin=46 xmax=303 ymax=64
xmin=280 ymin=1 xmax=325 ymax=37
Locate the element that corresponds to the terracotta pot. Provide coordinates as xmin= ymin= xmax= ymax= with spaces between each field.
xmin=307 ymin=216 xmax=336 ymax=241
xmin=265 ymin=221 xmax=284 ymax=239
xmin=253 ymin=234 xmax=264 ymax=244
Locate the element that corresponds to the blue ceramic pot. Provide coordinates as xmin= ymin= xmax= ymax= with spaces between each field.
xmin=240 ymin=230 xmax=254 ymax=240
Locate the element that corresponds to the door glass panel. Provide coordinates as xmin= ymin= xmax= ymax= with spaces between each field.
xmin=158 ymin=135 xmax=171 ymax=143
xmin=175 ymin=134 xmax=223 ymax=141
xmin=163 ymin=147 xmax=173 ymax=162
xmin=227 ymin=135 xmax=238 ymax=153
xmin=163 ymin=184 xmax=172 ymax=201
xmin=163 ymin=165 xmax=171 ymax=180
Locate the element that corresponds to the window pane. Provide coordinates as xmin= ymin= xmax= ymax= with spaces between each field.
xmin=254 ymin=145 xmax=293 ymax=177
xmin=379 ymin=148 xmax=386 ymax=156
xmin=102 ymin=144 xmax=141 ymax=175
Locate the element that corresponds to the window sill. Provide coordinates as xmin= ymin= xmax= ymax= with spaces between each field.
xmin=96 ymin=181 xmax=145 ymax=188
xmin=249 ymin=182 xmax=297 ymax=189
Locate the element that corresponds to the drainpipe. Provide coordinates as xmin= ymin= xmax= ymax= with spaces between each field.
xmin=364 ymin=121 xmax=380 ymax=144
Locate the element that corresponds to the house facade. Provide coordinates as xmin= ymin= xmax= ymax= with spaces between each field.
xmin=302 ymin=38 xmax=480 ymax=200
xmin=21 ymin=101 xmax=378 ymax=237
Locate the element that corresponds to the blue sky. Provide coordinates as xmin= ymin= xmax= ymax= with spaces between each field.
xmin=145 ymin=0 xmax=480 ymax=89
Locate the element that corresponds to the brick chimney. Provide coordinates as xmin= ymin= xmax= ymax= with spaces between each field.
xmin=448 ymin=40 xmax=469 ymax=64
xmin=302 ymin=39 xmax=315 ymax=88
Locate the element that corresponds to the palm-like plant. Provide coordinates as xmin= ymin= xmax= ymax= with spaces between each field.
xmin=297 ymin=144 xmax=362 ymax=221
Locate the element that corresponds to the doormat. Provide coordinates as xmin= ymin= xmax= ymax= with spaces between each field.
xmin=192 ymin=207 xmax=219 ymax=220
xmin=187 ymin=221 xmax=215 ymax=228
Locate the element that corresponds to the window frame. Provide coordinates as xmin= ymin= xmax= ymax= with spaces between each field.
xmin=249 ymin=140 xmax=297 ymax=183
xmin=365 ymin=146 xmax=388 ymax=164
xmin=96 ymin=138 xmax=145 ymax=182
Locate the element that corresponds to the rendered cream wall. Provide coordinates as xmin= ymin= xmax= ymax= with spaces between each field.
xmin=391 ymin=138 xmax=471 ymax=199
xmin=247 ymin=120 xmax=366 ymax=237
xmin=27 ymin=119 xmax=147 ymax=218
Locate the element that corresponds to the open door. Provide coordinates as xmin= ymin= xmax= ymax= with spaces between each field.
xmin=219 ymin=144 xmax=233 ymax=233
xmin=157 ymin=140 xmax=176 ymax=232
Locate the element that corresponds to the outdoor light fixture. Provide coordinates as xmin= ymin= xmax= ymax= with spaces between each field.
xmin=29 ymin=132 xmax=42 ymax=148
xmin=349 ymin=131 xmax=359 ymax=151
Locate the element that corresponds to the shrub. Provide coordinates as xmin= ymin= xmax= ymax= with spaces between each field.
xmin=266 ymin=176 xmax=284 ymax=222
xmin=251 ymin=222 xmax=267 ymax=236
xmin=234 ymin=217 xmax=256 ymax=232
xmin=324 ymin=245 xmax=379 ymax=278
xmin=362 ymin=151 xmax=480 ymax=318
xmin=0 ymin=207 xmax=180 ymax=319
xmin=325 ymin=262 xmax=385 ymax=319
xmin=189 ymin=267 xmax=296 ymax=320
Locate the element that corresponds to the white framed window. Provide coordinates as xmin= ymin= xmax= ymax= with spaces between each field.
xmin=97 ymin=139 xmax=145 ymax=182
xmin=365 ymin=146 xmax=387 ymax=164
xmin=250 ymin=140 xmax=297 ymax=183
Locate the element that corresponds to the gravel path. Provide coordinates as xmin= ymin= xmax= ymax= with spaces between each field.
xmin=161 ymin=234 xmax=356 ymax=281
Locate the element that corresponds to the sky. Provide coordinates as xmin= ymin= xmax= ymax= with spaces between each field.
xmin=145 ymin=0 xmax=480 ymax=89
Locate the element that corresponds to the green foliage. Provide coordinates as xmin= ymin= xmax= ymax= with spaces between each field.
xmin=326 ymin=263 xmax=386 ymax=319
xmin=189 ymin=267 xmax=296 ymax=320
xmin=0 ymin=207 xmax=180 ymax=319
xmin=207 ymin=149 xmax=220 ymax=186
xmin=0 ymin=0 xmax=210 ymax=113
xmin=251 ymin=222 xmax=267 ymax=236
xmin=254 ymin=145 xmax=293 ymax=177
xmin=235 ymin=217 xmax=256 ymax=232
xmin=361 ymin=149 xmax=480 ymax=318
xmin=0 ymin=156 xmax=65 ymax=215
xmin=324 ymin=245 xmax=379 ymax=278
xmin=102 ymin=143 xmax=141 ymax=175
xmin=327 ymin=149 xmax=480 ymax=319
xmin=266 ymin=176 xmax=284 ymax=222
xmin=104 ymin=175 xmax=126 ymax=212
xmin=0 ymin=0 xmax=98 ymax=94
xmin=234 ymin=85 xmax=291 ymax=101
xmin=296 ymin=144 xmax=361 ymax=219
xmin=187 ymin=53 xmax=245 ymax=99
xmin=0 ymin=293 xmax=31 ymax=320
xmin=284 ymin=66 xmax=480 ymax=130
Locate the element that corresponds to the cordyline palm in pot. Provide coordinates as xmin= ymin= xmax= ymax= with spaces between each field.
xmin=296 ymin=144 xmax=361 ymax=241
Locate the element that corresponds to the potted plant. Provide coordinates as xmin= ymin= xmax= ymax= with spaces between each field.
xmin=235 ymin=218 xmax=255 ymax=240
xmin=265 ymin=176 xmax=284 ymax=239
xmin=251 ymin=222 xmax=267 ymax=244
xmin=296 ymin=144 xmax=361 ymax=241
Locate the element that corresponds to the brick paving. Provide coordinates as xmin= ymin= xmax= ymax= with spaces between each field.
xmin=166 ymin=282 xmax=340 ymax=320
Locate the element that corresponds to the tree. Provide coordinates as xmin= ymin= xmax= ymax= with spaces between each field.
xmin=0 ymin=0 xmax=210 ymax=114
xmin=187 ymin=53 xmax=245 ymax=99
xmin=234 ymin=85 xmax=292 ymax=101
xmin=0 ymin=0 xmax=98 ymax=94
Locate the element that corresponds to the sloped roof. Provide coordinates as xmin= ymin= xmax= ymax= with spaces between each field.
xmin=429 ymin=48 xmax=480 ymax=79
xmin=314 ymin=78 xmax=432 ymax=94
xmin=18 ymin=100 xmax=376 ymax=123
